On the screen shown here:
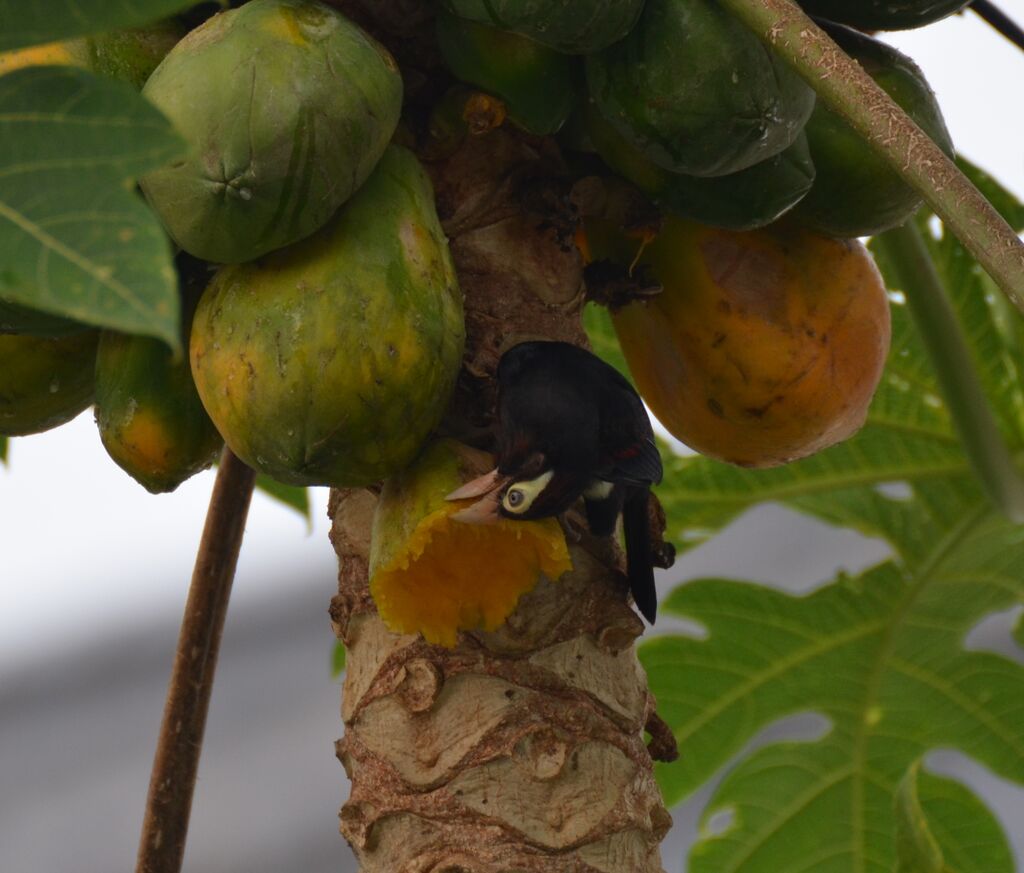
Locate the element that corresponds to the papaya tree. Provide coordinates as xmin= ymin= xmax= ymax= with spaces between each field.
xmin=1 ymin=0 xmax=1023 ymax=872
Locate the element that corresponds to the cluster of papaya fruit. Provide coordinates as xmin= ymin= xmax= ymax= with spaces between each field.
xmin=435 ymin=0 xmax=958 ymax=465
xmin=1 ymin=0 xmax=960 ymax=494
xmin=1 ymin=0 xmax=464 ymax=493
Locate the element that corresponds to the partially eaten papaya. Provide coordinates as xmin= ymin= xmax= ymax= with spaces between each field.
xmin=588 ymin=217 xmax=891 ymax=467
xmin=371 ymin=439 xmax=572 ymax=647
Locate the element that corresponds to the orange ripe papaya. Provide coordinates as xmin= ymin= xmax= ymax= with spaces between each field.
xmin=606 ymin=218 xmax=891 ymax=467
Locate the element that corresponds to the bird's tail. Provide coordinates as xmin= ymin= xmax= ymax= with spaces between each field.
xmin=622 ymin=489 xmax=657 ymax=623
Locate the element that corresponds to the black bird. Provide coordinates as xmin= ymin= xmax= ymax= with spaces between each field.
xmin=446 ymin=341 xmax=662 ymax=622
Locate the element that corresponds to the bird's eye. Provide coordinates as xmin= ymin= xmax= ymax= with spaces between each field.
xmin=505 ymin=488 xmax=525 ymax=509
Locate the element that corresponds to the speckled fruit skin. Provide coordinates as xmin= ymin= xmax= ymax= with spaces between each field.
xmin=0 ymin=331 xmax=99 ymax=436
xmin=586 ymin=0 xmax=815 ymax=177
xmin=140 ymin=0 xmax=402 ymax=264
xmin=607 ymin=218 xmax=891 ymax=467
xmin=443 ymin=0 xmax=645 ymax=53
xmin=190 ymin=147 xmax=465 ymax=487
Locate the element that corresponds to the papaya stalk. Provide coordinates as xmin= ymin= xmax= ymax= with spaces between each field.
xmin=874 ymin=221 xmax=1024 ymax=523
xmin=716 ymin=0 xmax=1024 ymax=315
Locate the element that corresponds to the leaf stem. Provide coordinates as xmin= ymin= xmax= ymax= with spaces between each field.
xmin=135 ymin=448 xmax=256 ymax=873
xmin=875 ymin=221 xmax=1024 ymax=523
xmin=716 ymin=0 xmax=1024 ymax=316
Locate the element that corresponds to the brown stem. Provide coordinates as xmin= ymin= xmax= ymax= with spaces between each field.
xmin=972 ymin=1 xmax=1024 ymax=54
xmin=135 ymin=448 xmax=256 ymax=873
xmin=716 ymin=0 xmax=1024 ymax=315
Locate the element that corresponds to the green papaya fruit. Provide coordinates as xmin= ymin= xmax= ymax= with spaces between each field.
xmin=0 ymin=20 xmax=182 ymax=88
xmin=798 ymin=0 xmax=969 ymax=30
xmin=94 ymin=258 xmax=222 ymax=493
xmin=190 ymin=146 xmax=465 ymax=488
xmin=0 ymin=331 xmax=99 ymax=436
xmin=435 ymin=9 xmax=574 ymax=136
xmin=442 ymin=0 xmax=645 ymax=53
xmin=140 ymin=0 xmax=402 ymax=264
xmin=0 ymin=298 xmax=89 ymax=337
xmin=586 ymin=0 xmax=816 ymax=177
xmin=584 ymin=103 xmax=815 ymax=230
xmin=794 ymin=24 xmax=953 ymax=238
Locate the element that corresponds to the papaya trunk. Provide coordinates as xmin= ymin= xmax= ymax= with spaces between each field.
xmin=326 ymin=120 xmax=672 ymax=870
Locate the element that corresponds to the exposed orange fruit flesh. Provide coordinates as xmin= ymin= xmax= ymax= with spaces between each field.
xmin=369 ymin=439 xmax=572 ymax=647
xmin=372 ymin=503 xmax=571 ymax=648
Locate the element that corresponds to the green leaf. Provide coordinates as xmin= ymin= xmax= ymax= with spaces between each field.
xmin=0 ymin=435 xmax=7 ymax=464
xmin=583 ymin=302 xmax=631 ymax=382
xmin=635 ymin=162 xmax=1024 ymax=872
xmin=254 ymin=473 xmax=311 ymax=523
xmin=0 ymin=66 xmax=184 ymax=350
xmin=331 ymin=640 xmax=346 ymax=678
xmin=895 ymin=762 xmax=1013 ymax=873
xmin=0 ymin=0 xmax=196 ymax=52
xmin=895 ymin=762 xmax=946 ymax=873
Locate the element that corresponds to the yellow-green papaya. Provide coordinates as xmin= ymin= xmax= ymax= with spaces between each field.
xmin=442 ymin=0 xmax=645 ymax=53
xmin=586 ymin=0 xmax=815 ymax=177
xmin=94 ymin=258 xmax=222 ymax=493
xmin=190 ymin=146 xmax=465 ymax=487
xmin=794 ymin=24 xmax=953 ymax=237
xmin=140 ymin=0 xmax=402 ymax=264
xmin=0 ymin=332 xmax=99 ymax=436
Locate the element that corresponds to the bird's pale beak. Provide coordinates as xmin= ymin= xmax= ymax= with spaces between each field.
xmin=446 ymin=468 xmax=509 ymax=524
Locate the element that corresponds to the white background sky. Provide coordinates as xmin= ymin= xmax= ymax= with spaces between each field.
xmin=2 ymin=8 xmax=1023 ymax=676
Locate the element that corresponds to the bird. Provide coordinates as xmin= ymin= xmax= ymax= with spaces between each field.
xmin=446 ymin=340 xmax=662 ymax=622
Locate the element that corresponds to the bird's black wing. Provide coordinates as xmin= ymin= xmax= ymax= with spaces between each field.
xmin=594 ymin=372 xmax=663 ymax=486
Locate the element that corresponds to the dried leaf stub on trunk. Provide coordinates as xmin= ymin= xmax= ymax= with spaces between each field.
xmin=370 ymin=439 xmax=572 ymax=647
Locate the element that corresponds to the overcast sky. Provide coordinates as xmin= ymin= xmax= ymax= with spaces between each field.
xmin=2 ymin=8 xmax=1023 ymax=677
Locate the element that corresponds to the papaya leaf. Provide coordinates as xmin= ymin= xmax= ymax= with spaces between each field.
xmin=254 ymin=473 xmax=311 ymax=524
xmin=0 ymin=66 xmax=184 ymax=351
xmin=583 ymin=302 xmax=632 ymax=382
xmin=581 ymin=164 xmax=1024 ymax=872
xmin=0 ymin=0 xmax=196 ymax=52
xmin=895 ymin=761 xmax=1013 ymax=873
xmin=331 ymin=640 xmax=346 ymax=678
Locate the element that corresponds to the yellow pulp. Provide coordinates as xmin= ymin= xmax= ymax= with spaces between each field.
xmin=371 ymin=506 xmax=572 ymax=648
